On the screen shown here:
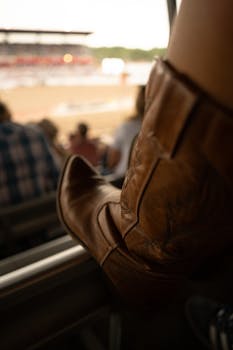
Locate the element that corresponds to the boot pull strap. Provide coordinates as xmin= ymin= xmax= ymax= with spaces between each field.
xmin=144 ymin=59 xmax=198 ymax=159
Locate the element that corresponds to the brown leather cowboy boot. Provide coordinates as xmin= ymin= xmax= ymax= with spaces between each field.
xmin=57 ymin=59 xmax=233 ymax=308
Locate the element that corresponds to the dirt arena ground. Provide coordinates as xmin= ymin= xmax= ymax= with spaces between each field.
xmin=0 ymin=84 xmax=138 ymax=145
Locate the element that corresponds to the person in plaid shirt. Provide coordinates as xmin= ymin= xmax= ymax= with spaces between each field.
xmin=0 ymin=101 xmax=60 ymax=206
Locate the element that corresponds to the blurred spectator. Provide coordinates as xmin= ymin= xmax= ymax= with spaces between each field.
xmin=106 ymin=85 xmax=146 ymax=187
xmin=68 ymin=122 xmax=100 ymax=167
xmin=0 ymin=101 xmax=60 ymax=206
xmin=37 ymin=118 xmax=67 ymax=168
xmin=185 ymin=296 xmax=233 ymax=350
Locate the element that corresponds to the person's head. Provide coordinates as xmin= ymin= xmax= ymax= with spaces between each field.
xmin=0 ymin=101 xmax=12 ymax=123
xmin=38 ymin=118 xmax=58 ymax=142
xmin=135 ymin=85 xmax=146 ymax=118
xmin=77 ymin=122 xmax=89 ymax=139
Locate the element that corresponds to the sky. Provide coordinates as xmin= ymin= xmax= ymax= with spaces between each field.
xmin=0 ymin=0 xmax=172 ymax=49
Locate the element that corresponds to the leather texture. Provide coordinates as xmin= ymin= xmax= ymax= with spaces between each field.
xmin=57 ymin=59 xmax=233 ymax=308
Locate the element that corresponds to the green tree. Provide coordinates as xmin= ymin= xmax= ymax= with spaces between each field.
xmin=90 ymin=46 xmax=166 ymax=62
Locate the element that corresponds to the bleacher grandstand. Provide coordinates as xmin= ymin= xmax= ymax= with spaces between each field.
xmin=0 ymin=43 xmax=94 ymax=66
xmin=0 ymin=28 xmax=94 ymax=67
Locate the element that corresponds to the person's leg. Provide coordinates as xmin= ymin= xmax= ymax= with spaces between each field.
xmin=166 ymin=0 xmax=233 ymax=110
